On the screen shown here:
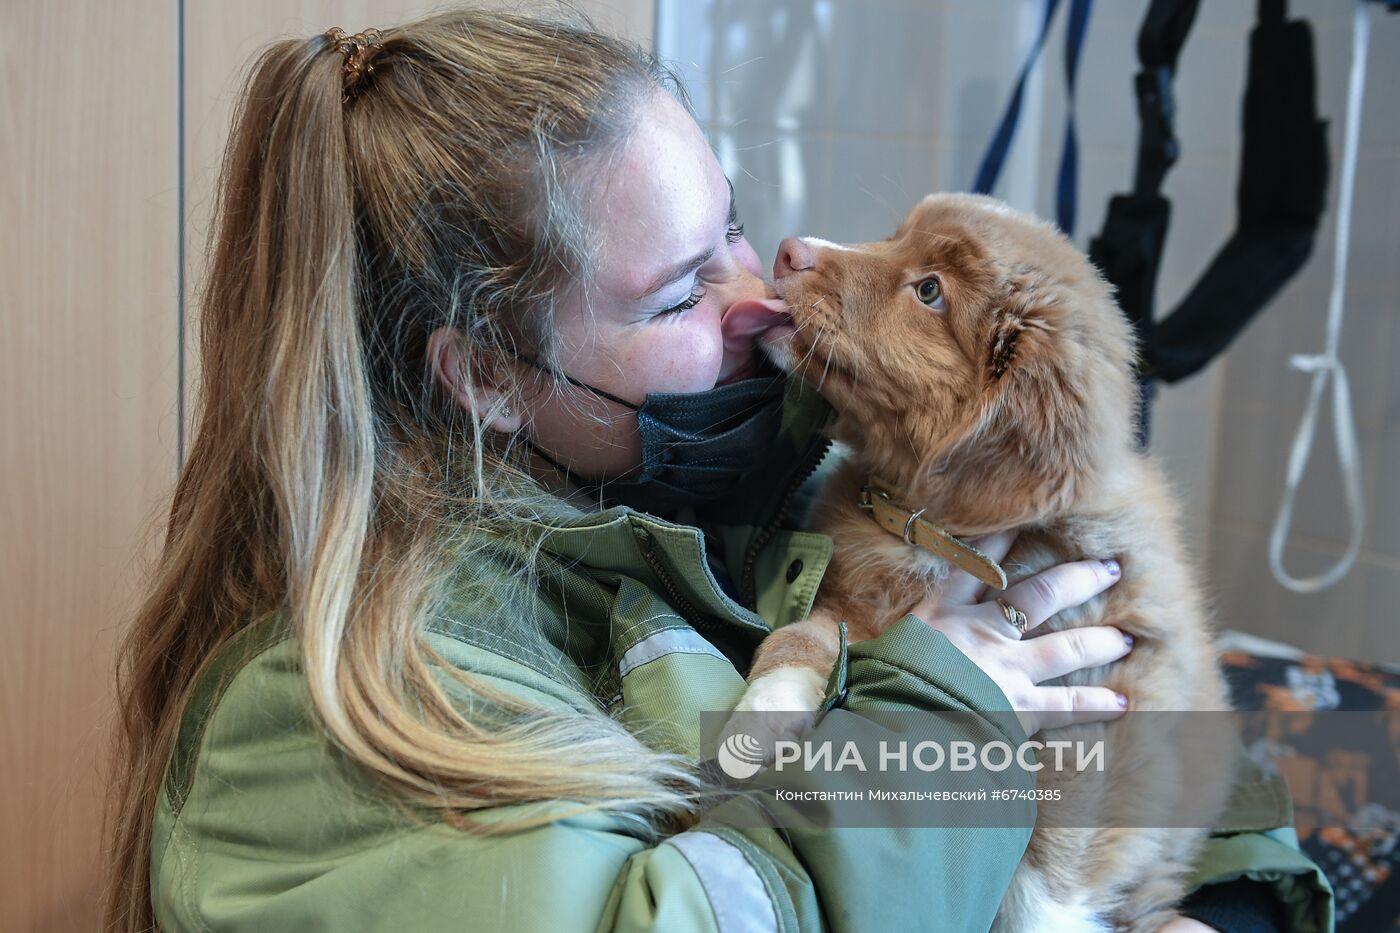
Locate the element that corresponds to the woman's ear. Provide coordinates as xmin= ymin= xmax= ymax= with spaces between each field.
xmin=427 ymin=326 xmax=524 ymax=433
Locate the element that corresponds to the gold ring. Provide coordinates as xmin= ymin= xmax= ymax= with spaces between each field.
xmin=995 ymin=597 xmax=1029 ymax=635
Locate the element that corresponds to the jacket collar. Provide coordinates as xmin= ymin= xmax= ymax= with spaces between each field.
xmin=442 ymin=371 xmax=836 ymax=633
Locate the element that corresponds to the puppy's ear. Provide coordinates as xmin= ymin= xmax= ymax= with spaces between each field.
xmin=922 ymin=282 xmax=1099 ymax=530
xmin=987 ymin=314 xmax=1026 ymax=382
xmin=981 ymin=268 xmax=1069 ymax=380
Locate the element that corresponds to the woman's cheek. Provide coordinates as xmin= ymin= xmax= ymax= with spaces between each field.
xmin=611 ymin=312 xmax=724 ymax=395
xmin=669 ymin=313 xmax=726 ymax=389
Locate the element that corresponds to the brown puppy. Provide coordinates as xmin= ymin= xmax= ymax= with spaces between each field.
xmin=736 ymin=193 xmax=1235 ymax=932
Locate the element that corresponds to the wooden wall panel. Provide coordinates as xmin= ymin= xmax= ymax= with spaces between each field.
xmin=0 ymin=2 xmax=181 ymax=931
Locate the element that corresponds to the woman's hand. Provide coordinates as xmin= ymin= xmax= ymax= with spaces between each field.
xmin=906 ymin=530 xmax=1132 ymax=737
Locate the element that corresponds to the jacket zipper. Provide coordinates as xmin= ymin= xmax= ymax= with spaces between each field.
xmin=739 ymin=435 xmax=835 ymax=608
xmin=635 ymin=526 xmax=720 ymax=636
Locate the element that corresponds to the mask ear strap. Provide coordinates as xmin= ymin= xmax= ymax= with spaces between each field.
xmin=555 ymin=373 xmax=641 ymax=411
xmin=507 ymin=347 xmax=642 ymax=412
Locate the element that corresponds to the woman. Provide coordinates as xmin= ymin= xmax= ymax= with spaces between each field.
xmin=104 ymin=9 xmax=1333 ymax=932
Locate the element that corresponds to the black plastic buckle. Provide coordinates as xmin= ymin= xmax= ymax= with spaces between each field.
xmin=1134 ymin=67 xmax=1179 ymax=188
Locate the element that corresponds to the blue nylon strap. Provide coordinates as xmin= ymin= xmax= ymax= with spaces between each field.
xmin=971 ymin=0 xmax=1061 ymax=202
xmin=971 ymin=0 xmax=1094 ymax=237
xmin=1057 ymin=0 xmax=1092 ymax=236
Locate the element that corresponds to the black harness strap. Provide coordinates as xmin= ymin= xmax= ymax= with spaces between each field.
xmin=1087 ymin=0 xmax=1329 ymax=446
xmin=1149 ymin=0 xmax=1329 ymax=384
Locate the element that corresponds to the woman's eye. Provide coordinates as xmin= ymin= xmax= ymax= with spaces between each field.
xmin=726 ymin=199 xmax=745 ymax=244
xmin=915 ymin=276 xmax=946 ymax=310
xmin=658 ymin=285 xmax=706 ymax=316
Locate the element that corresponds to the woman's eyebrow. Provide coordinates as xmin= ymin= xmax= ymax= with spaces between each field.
xmin=638 ymin=248 xmax=715 ymax=300
xmin=635 ymin=179 xmax=736 ymax=300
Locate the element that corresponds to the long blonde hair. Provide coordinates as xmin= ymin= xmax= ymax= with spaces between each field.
xmin=105 ymin=9 xmax=710 ymax=930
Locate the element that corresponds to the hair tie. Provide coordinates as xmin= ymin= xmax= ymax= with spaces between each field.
xmin=324 ymin=26 xmax=383 ymax=102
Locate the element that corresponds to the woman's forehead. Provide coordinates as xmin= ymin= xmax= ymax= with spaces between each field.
xmin=584 ymin=92 xmax=732 ymax=302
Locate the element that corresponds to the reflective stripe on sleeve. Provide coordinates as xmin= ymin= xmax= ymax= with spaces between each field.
xmin=663 ymin=831 xmax=779 ymax=933
xmin=618 ymin=628 xmax=726 ymax=678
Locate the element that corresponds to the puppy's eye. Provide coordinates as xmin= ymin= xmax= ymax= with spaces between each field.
xmin=915 ymin=276 xmax=946 ymax=310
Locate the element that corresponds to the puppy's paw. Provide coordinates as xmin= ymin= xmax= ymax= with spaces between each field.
xmin=719 ymin=668 xmax=829 ymax=769
xmin=735 ymin=667 xmax=828 ymax=713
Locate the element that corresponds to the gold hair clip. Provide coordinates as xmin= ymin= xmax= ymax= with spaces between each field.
xmin=325 ymin=26 xmax=383 ymax=102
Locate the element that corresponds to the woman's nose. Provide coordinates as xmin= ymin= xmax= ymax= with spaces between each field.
xmin=774 ymin=237 xmax=814 ymax=279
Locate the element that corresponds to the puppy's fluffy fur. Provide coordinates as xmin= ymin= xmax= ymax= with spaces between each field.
xmin=741 ymin=194 xmax=1235 ymax=932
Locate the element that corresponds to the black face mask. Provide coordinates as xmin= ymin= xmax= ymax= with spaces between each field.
xmin=514 ymin=352 xmax=788 ymax=515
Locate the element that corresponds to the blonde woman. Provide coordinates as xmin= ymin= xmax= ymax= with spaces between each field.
xmin=105 ymin=9 xmax=1333 ymax=933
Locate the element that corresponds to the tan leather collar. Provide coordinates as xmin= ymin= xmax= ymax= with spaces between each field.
xmin=859 ymin=475 xmax=1008 ymax=589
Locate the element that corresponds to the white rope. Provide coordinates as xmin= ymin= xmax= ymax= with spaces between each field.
xmin=1267 ymin=0 xmax=1370 ymax=593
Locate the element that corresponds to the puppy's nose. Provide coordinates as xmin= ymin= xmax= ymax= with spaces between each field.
xmin=774 ymin=237 xmax=815 ymax=279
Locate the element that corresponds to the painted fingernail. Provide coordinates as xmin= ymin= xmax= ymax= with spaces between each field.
xmin=1116 ymin=692 xmax=1129 ymax=709
xmin=1104 ymin=559 xmax=1121 ymax=577
xmin=1123 ymin=632 xmax=1135 ymax=649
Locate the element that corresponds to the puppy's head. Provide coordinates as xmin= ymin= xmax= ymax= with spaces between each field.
xmin=758 ymin=193 xmax=1138 ymax=531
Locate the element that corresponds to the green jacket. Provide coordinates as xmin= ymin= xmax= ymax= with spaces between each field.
xmin=151 ymin=374 xmax=1335 ymax=933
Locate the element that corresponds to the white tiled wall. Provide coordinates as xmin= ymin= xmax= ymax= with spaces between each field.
xmin=656 ymin=0 xmax=1400 ymax=661
xmin=1205 ymin=4 xmax=1400 ymax=663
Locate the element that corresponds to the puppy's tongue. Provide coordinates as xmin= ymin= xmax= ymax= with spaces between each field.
xmin=721 ymin=298 xmax=792 ymax=354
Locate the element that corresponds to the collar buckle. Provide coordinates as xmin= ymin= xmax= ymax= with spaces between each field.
xmin=857 ymin=472 xmax=1009 ymax=590
xmin=858 ymin=483 xmax=877 ymax=513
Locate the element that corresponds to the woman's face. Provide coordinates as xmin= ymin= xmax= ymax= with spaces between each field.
xmin=513 ymin=89 xmax=787 ymax=482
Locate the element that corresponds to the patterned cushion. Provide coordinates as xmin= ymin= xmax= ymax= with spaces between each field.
xmin=1220 ymin=632 xmax=1400 ymax=931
